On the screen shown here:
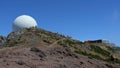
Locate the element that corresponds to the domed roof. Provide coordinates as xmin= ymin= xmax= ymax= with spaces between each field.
xmin=13 ymin=15 xmax=37 ymax=31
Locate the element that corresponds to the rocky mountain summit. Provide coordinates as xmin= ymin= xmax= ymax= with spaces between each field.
xmin=0 ymin=28 xmax=120 ymax=68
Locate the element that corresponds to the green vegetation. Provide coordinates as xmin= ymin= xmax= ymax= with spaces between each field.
xmin=6 ymin=37 xmax=26 ymax=47
xmin=35 ymin=29 xmax=66 ymax=40
xmin=104 ymin=58 xmax=120 ymax=64
xmin=90 ymin=45 xmax=110 ymax=57
xmin=64 ymin=39 xmax=75 ymax=46
xmin=106 ymin=46 xmax=115 ymax=52
xmin=58 ymin=39 xmax=82 ymax=47
xmin=115 ymin=59 xmax=120 ymax=64
xmin=57 ymin=41 xmax=65 ymax=46
xmin=58 ymin=39 xmax=75 ymax=47
xmin=75 ymin=49 xmax=120 ymax=64
xmin=75 ymin=50 xmax=103 ymax=60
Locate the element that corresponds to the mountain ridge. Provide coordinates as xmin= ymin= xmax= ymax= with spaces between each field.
xmin=0 ymin=28 xmax=120 ymax=68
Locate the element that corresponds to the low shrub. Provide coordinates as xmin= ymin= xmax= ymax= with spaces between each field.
xmin=90 ymin=45 xmax=110 ymax=57
xmin=74 ymin=50 xmax=103 ymax=60
xmin=106 ymin=46 xmax=115 ymax=52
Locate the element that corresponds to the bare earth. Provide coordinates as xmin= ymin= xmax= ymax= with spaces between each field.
xmin=0 ymin=44 xmax=119 ymax=68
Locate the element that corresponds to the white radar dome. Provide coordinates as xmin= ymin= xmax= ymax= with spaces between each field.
xmin=13 ymin=15 xmax=38 ymax=31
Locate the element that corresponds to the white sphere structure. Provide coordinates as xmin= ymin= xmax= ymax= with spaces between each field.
xmin=13 ymin=15 xmax=38 ymax=31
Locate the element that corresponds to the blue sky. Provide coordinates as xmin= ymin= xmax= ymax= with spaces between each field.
xmin=0 ymin=0 xmax=120 ymax=46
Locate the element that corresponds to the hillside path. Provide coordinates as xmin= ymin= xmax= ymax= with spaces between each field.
xmin=48 ymin=38 xmax=66 ymax=47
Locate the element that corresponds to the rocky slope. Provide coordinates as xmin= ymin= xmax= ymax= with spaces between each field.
xmin=0 ymin=28 xmax=120 ymax=68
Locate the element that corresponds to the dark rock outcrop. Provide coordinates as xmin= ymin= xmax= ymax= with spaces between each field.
xmin=0 ymin=36 xmax=6 ymax=48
